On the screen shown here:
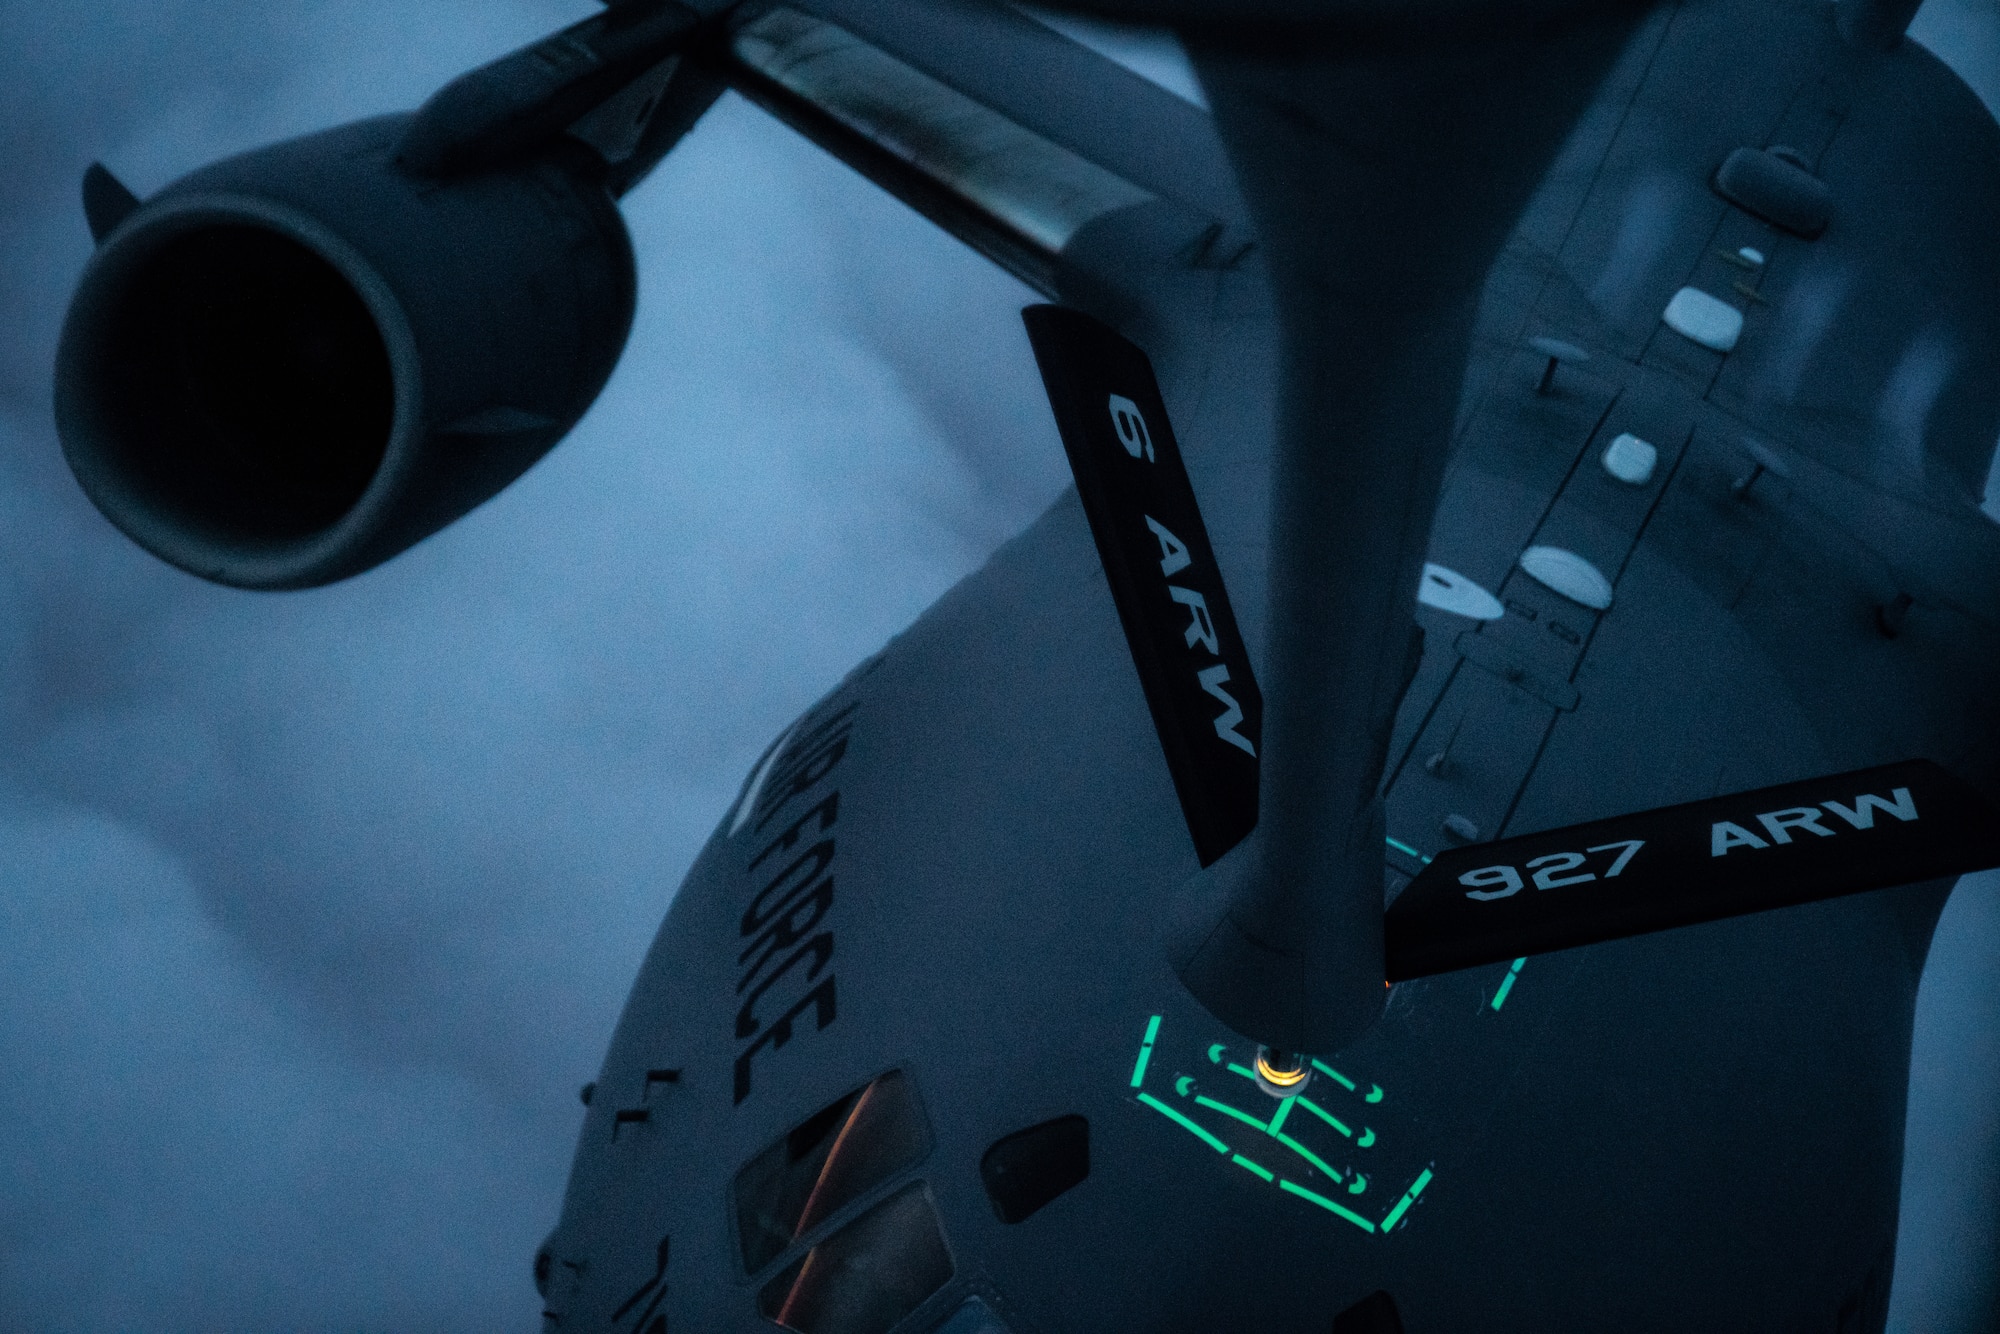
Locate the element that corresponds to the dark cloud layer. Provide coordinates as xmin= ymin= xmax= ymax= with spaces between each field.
xmin=1 ymin=2 xmax=1995 ymax=1331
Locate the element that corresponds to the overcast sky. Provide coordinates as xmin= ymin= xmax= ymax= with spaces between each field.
xmin=0 ymin=2 xmax=1994 ymax=1331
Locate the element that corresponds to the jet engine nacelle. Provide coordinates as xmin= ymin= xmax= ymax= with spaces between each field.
xmin=55 ymin=113 xmax=635 ymax=589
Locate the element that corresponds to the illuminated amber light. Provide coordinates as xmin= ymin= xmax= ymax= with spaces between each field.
xmin=1255 ymin=1047 xmax=1310 ymax=1089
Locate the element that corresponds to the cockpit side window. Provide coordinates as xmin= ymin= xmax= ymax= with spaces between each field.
xmin=755 ymin=1181 xmax=954 ymax=1334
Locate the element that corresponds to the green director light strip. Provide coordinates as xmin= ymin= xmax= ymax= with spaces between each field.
xmin=1127 ymin=1014 xmax=1435 ymax=1235
xmin=1389 ymin=835 xmax=1532 ymax=1015
xmin=1385 ymin=836 xmax=1432 ymax=865
xmin=1490 ymin=957 xmax=1528 ymax=1011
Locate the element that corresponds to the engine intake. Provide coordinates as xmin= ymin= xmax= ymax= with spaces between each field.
xmin=56 ymin=114 xmax=635 ymax=588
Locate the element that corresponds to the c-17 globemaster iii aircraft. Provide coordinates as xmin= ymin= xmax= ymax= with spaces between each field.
xmin=45 ymin=0 xmax=2000 ymax=1326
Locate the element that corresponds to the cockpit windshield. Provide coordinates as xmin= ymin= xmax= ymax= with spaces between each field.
xmin=733 ymin=1069 xmax=933 ymax=1275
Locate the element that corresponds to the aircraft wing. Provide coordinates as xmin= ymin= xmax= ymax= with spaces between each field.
xmin=695 ymin=0 xmax=1252 ymax=297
